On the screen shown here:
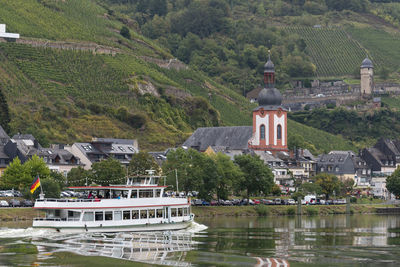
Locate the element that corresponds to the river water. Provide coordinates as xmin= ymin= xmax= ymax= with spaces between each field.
xmin=0 ymin=214 xmax=399 ymax=266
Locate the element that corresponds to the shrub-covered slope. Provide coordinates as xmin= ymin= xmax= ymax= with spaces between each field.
xmin=0 ymin=0 xmax=361 ymax=153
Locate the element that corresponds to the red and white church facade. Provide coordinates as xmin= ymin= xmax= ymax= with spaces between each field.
xmin=248 ymin=55 xmax=288 ymax=154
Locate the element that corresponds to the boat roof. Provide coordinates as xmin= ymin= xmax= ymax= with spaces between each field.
xmin=68 ymin=185 xmax=167 ymax=190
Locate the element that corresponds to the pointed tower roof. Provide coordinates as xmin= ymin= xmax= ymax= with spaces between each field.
xmin=361 ymin=56 xmax=373 ymax=69
xmin=264 ymin=50 xmax=275 ymax=73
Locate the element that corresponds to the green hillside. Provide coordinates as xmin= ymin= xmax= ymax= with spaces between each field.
xmin=284 ymin=27 xmax=365 ymax=77
xmin=0 ymin=0 xmax=396 ymax=154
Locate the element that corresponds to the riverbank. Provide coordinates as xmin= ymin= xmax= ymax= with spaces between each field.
xmin=0 ymin=208 xmax=43 ymax=221
xmin=192 ymin=204 xmax=398 ymax=217
xmin=0 ymin=205 xmax=397 ymax=221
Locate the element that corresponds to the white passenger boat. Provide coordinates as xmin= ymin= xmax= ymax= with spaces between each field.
xmin=32 ymin=174 xmax=194 ymax=233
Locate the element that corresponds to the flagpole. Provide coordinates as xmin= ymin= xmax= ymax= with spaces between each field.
xmin=38 ymin=174 xmax=45 ymax=199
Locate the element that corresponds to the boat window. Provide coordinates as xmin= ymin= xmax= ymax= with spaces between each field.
xmin=83 ymin=212 xmax=94 ymax=221
xmin=148 ymin=209 xmax=155 ymax=218
xmin=122 ymin=190 xmax=128 ymax=198
xmin=140 ymin=210 xmax=148 ymax=219
xmin=132 ymin=210 xmax=139 ymax=219
xmin=171 ymin=208 xmax=177 ymax=217
xmin=130 ymin=190 xmax=138 ymax=198
xmin=156 ymin=209 xmax=163 ymax=218
xmin=105 ymin=211 xmax=113 ymax=221
xmin=95 ymin=211 xmax=103 ymax=221
xmin=155 ymin=189 xmax=161 ymax=197
xmin=114 ymin=211 xmax=122 ymax=221
xmin=55 ymin=210 xmax=60 ymax=217
xmin=139 ymin=190 xmax=153 ymax=198
xmin=123 ymin=210 xmax=130 ymax=220
xmin=178 ymin=208 xmax=183 ymax=217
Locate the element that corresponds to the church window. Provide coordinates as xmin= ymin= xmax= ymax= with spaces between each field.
xmin=277 ymin=125 xmax=282 ymax=140
xmin=260 ymin=125 xmax=265 ymax=140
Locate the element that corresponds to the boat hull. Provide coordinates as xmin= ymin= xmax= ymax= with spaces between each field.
xmin=32 ymin=219 xmax=194 ymax=233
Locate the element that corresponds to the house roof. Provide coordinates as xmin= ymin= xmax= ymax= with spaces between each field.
xmin=183 ymin=126 xmax=252 ymax=151
xmin=0 ymin=125 xmax=9 ymax=140
xmin=318 ymin=153 xmax=355 ymax=174
xmin=92 ymin=137 xmax=137 ymax=146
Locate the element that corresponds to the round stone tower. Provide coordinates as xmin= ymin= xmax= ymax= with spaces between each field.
xmin=360 ymin=56 xmax=374 ymax=95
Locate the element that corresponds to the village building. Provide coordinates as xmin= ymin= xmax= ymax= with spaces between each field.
xmin=66 ymin=137 xmax=139 ymax=170
xmin=317 ymin=151 xmax=371 ymax=182
xmin=360 ymin=138 xmax=400 ymax=175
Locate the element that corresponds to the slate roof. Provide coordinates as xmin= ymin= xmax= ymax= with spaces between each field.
xmin=318 ymin=153 xmax=355 ymax=175
xmin=92 ymin=137 xmax=137 ymax=145
xmin=182 ymin=126 xmax=252 ymax=151
xmin=0 ymin=125 xmax=9 ymax=145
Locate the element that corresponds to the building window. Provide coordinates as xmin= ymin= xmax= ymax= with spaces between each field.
xmin=260 ymin=125 xmax=265 ymax=140
xmin=335 ymin=167 xmax=339 ymax=172
xmin=320 ymin=167 xmax=324 ymax=172
xmin=277 ymin=125 xmax=282 ymax=140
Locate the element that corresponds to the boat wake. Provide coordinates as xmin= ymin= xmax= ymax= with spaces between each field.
xmin=0 ymin=227 xmax=52 ymax=238
xmin=184 ymin=221 xmax=208 ymax=233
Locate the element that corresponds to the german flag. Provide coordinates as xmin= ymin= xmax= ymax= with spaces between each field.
xmin=30 ymin=176 xmax=41 ymax=194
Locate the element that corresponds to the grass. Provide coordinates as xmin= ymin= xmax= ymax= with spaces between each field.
xmin=192 ymin=204 xmax=394 ymax=217
xmin=0 ymin=208 xmax=43 ymax=220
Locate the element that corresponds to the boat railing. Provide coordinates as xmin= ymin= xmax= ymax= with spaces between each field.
xmin=33 ymin=217 xmax=80 ymax=221
xmin=35 ymin=198 xmax=102 ymax=203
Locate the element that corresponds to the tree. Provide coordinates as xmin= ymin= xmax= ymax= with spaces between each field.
xmin=387 ymin=167 xmax=400 ymax=198
xmin=212 ymin=153 xmax=243 ymax=200
xmin=271 ymin=184 xmax=282 ymax=196
xmin=234 ymin=154 xmax=274 ymax=197
xmin=24 ymin=155 xmax=50 ymax=181
xmin=162 ymin=148 xmax=207 ymax=194
xmin=91 ymin=158 xmax=125 ymax=186
xmin=341 ymin=178 xmax=355 ymax=196
xmin=0 ymin=157 xmax=29 ymax=190
xmin=49 ymin=170 xmax=66 ymax=190
xmin=128 ymin=151 xmax=160 ymax=176
xmin=67 ymin=166 xmax=91 ymax=186
xmin=0 ymin=86 xmax=10 ymax=133
xmin=120 ymin=26 xmax=131 ymax=39
xmin=313 ymin=173 xmax=341 ymax=200
xmin=300 ymin=182 xmax=322 ymax=195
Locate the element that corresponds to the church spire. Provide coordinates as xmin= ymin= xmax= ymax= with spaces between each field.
xmin=263 ymin=50 xmax=275 ymax=88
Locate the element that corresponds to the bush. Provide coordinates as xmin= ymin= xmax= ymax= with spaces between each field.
xmin=120 ymin=26 xmax=131 ymax=39
xmin=255 ymin=205 xmax=270 ymax=216
xmin=287 ymin=207 xmax=296 ymax=215
xmin=350 ymin=196 xmax=357 ymax=203
xmin=305 ymin=206 xmax=318 ymax=216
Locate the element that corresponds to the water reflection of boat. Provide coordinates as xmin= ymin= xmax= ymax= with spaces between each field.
xmin=33 ymin=231 xmax=194 ymax=266
xmin=33 ymin=173 xmax=194 ymax=233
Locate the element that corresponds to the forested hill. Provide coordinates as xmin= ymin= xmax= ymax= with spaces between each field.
xmin=1 ymin=0 xmax=397 ymax=153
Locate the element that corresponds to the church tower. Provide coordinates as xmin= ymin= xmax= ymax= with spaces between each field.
xmin=248 ymin=53 xmax=288 ymax=153
xmin=360 ymin=56 xmax=374 ymax=95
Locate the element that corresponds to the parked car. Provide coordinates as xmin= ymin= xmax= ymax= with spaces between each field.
xmin=231 ymin=199 xmax=240 ymax=206
xmin=253 ymin=199 xmax=261 ymax=205
xmin=21 ymin=199 xmax=34 ymax=207
xmin=210 ymin=200 xmax=218 ymax=206
xmin=282 ymin=199 xmax=289 ymax=205
xmin=274 ymin=198 xmax=282 ymax=205
xmin=0 ymin=200 xmax=9 ymax=207
xmin=224 ymin=200 xmax=233 ymax=206
xmin=202 ymin=200 xmax=210 ymax=206
xmin=8 ymin=199 xmax=21 ymax=207
xmin=194 ymin=199 xmax=203 ymax=206
xmin=288 ymin=199 xmax=296 ymax=205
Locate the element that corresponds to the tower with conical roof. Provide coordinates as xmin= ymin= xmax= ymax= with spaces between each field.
xmin=248 ymin=52 xmax=288 ymax=153
xmin=360 ymin=56 xmax=374 ymax=95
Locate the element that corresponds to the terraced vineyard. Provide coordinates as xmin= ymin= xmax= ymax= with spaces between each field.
xmin=345 ymin=25 xmax=400 ymax=71
xmin=285 ymin=27 xmax=366 ymax=77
